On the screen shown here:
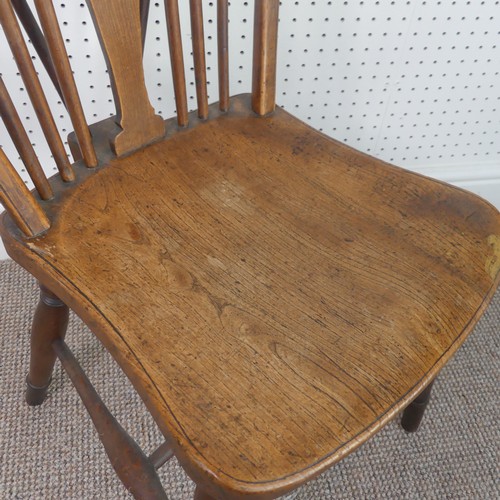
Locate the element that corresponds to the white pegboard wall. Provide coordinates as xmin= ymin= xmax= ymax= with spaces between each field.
xmin=277 ymin=0 xmax=500 ymax=166
xmin=0 ymin=0 xmax=499 ymax=259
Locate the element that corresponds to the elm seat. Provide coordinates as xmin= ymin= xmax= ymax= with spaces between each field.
xmin=4 ymin=96 xmax=499 ymax=495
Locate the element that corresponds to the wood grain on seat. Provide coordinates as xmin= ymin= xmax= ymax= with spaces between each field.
xmin=3 ymin=95 xmax=499 ymax=496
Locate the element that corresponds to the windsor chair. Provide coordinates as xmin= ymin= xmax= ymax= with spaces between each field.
xmin=0 ymin=0 xmax=499 ymax=498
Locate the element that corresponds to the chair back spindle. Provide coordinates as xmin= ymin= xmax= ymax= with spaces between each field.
xmin=0 ymin=0 xmax=74 ymax=182
xmin=85 ymin=0 xmax=165 ymax=156
xmin=189 ymin=0 xmax=209 ymax=119
xmin=164 ymin=0 xmax=189 ymax=127
xmin=140 ymin=0 xmax=150 ymax=51
xmin=0 ymin=148 xmax=50 ymax=237
xmin=217 ymin=0 xmax=230 ymax=112
xmin=0 ymin=77 xmax=53 ymax=201
xmin=34 ymin=0 xmax=98 ymax=168
xmin=10 ymin=0 xmax=64 ymax=101
xmin=252 ymin=0 xmax=280 ymax=116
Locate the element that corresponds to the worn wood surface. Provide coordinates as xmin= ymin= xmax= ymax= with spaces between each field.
xmin=34 ymin=0 xmax=97 ymax=168
xmin=0 ymin=148 xmax=50 ymax=237
xmin=85 ymin=0 xmax=165 ymax=156
xmin=3 ymin=96 xmax=499 ymax=497
xmin=252 ymin=0 xmax=280 ymax=115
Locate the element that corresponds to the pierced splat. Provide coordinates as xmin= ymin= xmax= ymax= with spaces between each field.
xmin=85 ymin=0 xmax=165 ymax=156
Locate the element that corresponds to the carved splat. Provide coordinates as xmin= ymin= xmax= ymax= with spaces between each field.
xmin=86 ymin=0 xmax=165 ymax=156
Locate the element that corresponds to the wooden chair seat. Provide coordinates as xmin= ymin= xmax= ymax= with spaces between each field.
xmin=4 ymin=95 xmax=499 ymax=496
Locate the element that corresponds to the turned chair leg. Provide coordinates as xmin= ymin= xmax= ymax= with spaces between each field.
xmin=401 ymin=380 xmax=435 ymax=433
xmin=194 ymin=486 xmax=217 ymax=500
xmin=26 ymin=284 xmax=69 ymax=406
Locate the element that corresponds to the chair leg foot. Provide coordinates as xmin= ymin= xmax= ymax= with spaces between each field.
xmin=194 ymin=485 xmax=217 ymax=500
xmin=25 ymin=378 xmax=52 ymax=406
xmin=401 ymin=380 xmax=435 ymax=433
xmin=25 ymin=284 xmax=69 ymax=406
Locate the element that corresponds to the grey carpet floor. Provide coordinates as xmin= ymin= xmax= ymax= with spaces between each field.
xmin=0 ymin=259 xmax=498 ymax=499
